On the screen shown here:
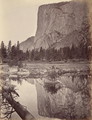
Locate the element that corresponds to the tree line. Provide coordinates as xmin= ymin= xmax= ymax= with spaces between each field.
xmin=0 ymin=41 xmax=28 ymax=65
xmin=0 ymin=39 xmax=91 ymax=65
xmin=30 ymin=41 xmax=91 ymax=61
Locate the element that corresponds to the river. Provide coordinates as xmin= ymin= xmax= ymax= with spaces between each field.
xmin=0 ymin=62 xmax=91 ymax=120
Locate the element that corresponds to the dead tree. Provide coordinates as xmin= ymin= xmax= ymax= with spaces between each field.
xmin=2 ymin=89 xmax=35 ymax=120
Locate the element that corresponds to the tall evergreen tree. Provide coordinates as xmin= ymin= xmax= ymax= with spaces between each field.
xmin=8 ymin=40 xmax=12 ymax=59
xmin=0 ymin=41 xmax=7 ymax=60
xmin=16 ymin=41 xmax=20 ymax=60
xmin=17 ymin=41 xmax=20 ymax=51
xmin=39 ymin=47 xmax=45 ymax=60
xmin=26 ymin=49 xmax=29 ymax=59
xmin=11 ymin=45 xmax=17 ymax=60
xmin=31 ymin=49 xmax=35 ymax=61
xmin=8 ymin=40 xmax=11 ymax=52
xmin=1 ymin=41 xmax=4 ymax=49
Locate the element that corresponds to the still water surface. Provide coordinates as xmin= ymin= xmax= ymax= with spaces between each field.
xmin=11 ymin=79 xmax=40 ymax=120
xmin=10 ymin=73 xmax=90 ymax=120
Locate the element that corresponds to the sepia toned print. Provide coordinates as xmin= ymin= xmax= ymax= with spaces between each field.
xmin=0 ymin=0 xmax=92 ymax=120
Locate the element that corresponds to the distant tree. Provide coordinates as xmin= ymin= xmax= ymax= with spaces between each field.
xmin=30 ymin=49 xmax=35 ymax=61
xmin=0 ymin=41 xmax=7 ymax=60
xmin=8 ymin=40 xmax=11 ymax=52
xmin=70 ymin=44 xmax=76 ymax=59
xmin=1 ymin=41 xmax=4 ymax=49
xmin=17 ymin=41 xmax=20 ymax=51
xmin=11 ymin=45 xmax=17 ymax=60
xmin=57 ymin=48 xmax=63 ymax=61
xmin=39 ymin=47 xmax=45 ymax=60
xmin=78 ymin=40 xmax=89 ymax=59
xmin=52 ymin=48 xmax=58 ymax=61
xmin=62 ymin=46 xmax=71 ymax=59
xmin=16 ymin=41 xmax=21 ymax=61
xmin=34 ymin=50 xmax=40 ymax=60
xmin=18 ymin=50 xmax=25 ymax=61
xmin=45 ymin=49 xmax=50 ymax=61
xmin=25 ymin=49 xmax=29 ymax=59
xmin=7 ymin=40 xmax=12 ymax=59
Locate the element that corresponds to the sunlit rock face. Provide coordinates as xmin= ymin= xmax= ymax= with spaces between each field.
xmin=20 ymin=36 xmax=34 ymax=52
xmin=36 ymin=75 xmax=90 ymax=119
xmin=34 ymin=1 xmax=89 ymax=49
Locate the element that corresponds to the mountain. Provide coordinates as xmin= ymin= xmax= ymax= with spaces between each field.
xmin=20 ymin=36 xmax=34 ymax=52
xmin=34 ymin=1 xmax=89 ymax=49
xmin=50 ymin=30 xmax=84 ymax=49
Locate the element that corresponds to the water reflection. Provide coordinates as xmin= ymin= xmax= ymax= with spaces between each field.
xmin=36 ymin=74 xmax=91 ymax=119
xmin=11 ymin=80 xmax=39 ymax=118
xmin=9 ymin=75 xmax=23 ymax=85
xmin=1 ymin=69 xmax=91 ymax=120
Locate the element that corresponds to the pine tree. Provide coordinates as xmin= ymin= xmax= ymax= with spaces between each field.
xmin=17 ymin=41 xmax=20 ymax=51
xmin=31 ymin=49 xmax=35 ymax=61
xmin=8 ymin=40 xmax=11 ymax=52
xmin=11 ymin=45 xmax=17 ymax=60
xmin=39 ymin=47 xmax=45 ymax=60
xmin=8 ymin=40 xmax=12 ymax=59
xmin=0 ymin=41 xmax=7 ymax=60
xmin=26 ymin=49 xmax=29 ymax=59
xmin=16 ymin=41 xmax=20 ymax=60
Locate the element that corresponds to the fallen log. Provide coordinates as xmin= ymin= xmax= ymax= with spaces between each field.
xmin=2 ymin=92 xmax=35 ymax=120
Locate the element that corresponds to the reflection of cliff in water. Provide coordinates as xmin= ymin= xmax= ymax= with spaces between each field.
xmin=36 ymin=74 xmax=91 ymax=119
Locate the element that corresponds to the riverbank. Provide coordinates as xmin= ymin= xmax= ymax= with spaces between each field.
xmin=0 ymin=61 xmax=90 ymax=83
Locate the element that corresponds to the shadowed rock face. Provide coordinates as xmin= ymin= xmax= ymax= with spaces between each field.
xmin=20 ymin=36 xmax=34 ymax=52
xmin=34 ymin=1 xmax=89 ymax=49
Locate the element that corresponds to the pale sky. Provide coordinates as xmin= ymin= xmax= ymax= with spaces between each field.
xmin=0 ymin=0 xmax=71 ymax=46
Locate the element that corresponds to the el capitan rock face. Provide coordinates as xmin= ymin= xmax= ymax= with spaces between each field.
xmin=34 ymin=1 xmax=89 ymax=49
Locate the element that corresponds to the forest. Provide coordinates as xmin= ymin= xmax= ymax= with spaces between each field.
xmin=0 ymin=38 xmax=91 ymax=66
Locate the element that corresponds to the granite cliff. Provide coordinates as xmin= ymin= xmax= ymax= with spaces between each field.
xmin=34 ymin=1 xmax=89 ymax=49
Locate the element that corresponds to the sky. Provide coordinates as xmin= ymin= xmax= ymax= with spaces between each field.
xmin=0 ymin=0 xmax=71 ymax=46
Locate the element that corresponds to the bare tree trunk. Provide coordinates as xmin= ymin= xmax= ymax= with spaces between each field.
xmin=2 ymin=93 xmax=35 ymax=120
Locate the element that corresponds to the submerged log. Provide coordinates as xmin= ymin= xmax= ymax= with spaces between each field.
xmin=2 ymin=93 xmax=35 ymax=120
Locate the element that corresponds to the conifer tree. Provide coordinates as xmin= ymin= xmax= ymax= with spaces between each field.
xmin=0 ymin=41 xmax=7 ymax=60
xmin=8 ymin=40 xmax=12 ymax=59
